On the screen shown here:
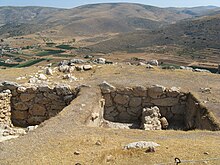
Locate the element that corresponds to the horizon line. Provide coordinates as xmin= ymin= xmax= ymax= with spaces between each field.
xmin=0 ymin=2 xmax=219 ymax=9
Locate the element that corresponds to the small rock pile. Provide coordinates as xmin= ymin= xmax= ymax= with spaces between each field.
xmin=0 ymin=90 xmax=12 ymax=126
xmin=141 ymin=106 xmax=168 ymax=130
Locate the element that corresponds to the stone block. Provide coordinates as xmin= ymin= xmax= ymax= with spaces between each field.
xmin=132 ymin=86 xmax=147 ymax=97
xmin=117 ymin=111 xmax=131 ymax=123
xmin=17 ymin=87 xmax=27 ymax=93
xmin=114 ymin=94 xmax=130 ymax=105
xmin=129 ymin=97 xmax=142 ymax=107
xmin=104 ymin=106 xmax=116 ymax=115
xmin=104 ymin=94 xmax=113 ymax=107
xmin=116 ymin=105 xmax=127 ymax=113
xmin=20 ymin=93 xmax=35 ymax=102
xmin=29 ymin=104 xmax=46 ymax=116
xmin=12 ymin=111 xmax=28 ymax=120
xmin=99 ymin=81 xmax=116 ymax=94
xmin=14 ymin=102 xmax=29 ymax=111
xmin=148 ymin=85 xmax=166 ymax=98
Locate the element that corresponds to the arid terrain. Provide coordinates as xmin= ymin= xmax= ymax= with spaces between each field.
xmin=0 ymin=2 xmax=220 ymax=165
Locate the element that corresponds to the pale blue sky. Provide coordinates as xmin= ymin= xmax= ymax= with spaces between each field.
xmin=0 ymin=0 xmax=220 ymax=8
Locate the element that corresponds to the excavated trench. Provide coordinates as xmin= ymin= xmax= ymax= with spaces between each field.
xmin=0 ymin=81 xmax=79 ymax=127
xmin=100 ymin=83 xmax=220 ymax=131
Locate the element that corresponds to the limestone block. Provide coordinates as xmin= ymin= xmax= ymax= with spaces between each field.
xmin=167 ymin=87 xmax=181 ymax=97
xmin=148 ymin=85 xmax=166 ymax=98
xmin=17 ymin=87 xmax=27 ymax=93
xmin=83 ymin=65 xmax=93 ymax=70
xmin=151 ymin=97 xmax=179 ymax=106
xmin=14 ymin=102 xmax=29 ymax=111
xmin=124 ymin=141 xmax=160 ymax=150
xmin=114 ymin=94 xmax=130 ymax=106
xmin=29 ymin=104 xmax=46 ymax=116
xmin=160 ymin=117 xmax=169 ymax=129
xmin=129 ymin=97 xmax=142 ymax=107
xmin=99 ymin=81 xmax=116 ymax=94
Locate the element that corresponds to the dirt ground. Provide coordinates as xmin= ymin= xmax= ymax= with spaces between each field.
xmin=0 ymin=64 xmax=220 ymax=164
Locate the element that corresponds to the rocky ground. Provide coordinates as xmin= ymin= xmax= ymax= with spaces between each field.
xmin=0 ymin=60 xmax=220 ymax=164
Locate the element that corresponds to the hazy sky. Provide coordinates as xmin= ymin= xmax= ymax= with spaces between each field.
xmin=0 ymin=0 xmax=220 ymax=8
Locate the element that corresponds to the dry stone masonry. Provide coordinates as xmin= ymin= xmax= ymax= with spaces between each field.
xmin=0 ymin=90 xmax=12 ymax=126
xmin=0 ymin=81 xmax=79 ymax=127
xmin=100 ymin=81 xmax=219 ymax=131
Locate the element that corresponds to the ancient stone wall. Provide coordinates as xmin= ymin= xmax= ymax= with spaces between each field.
xmin=0 ymin=91 xmax=12 ymax=126
xmin=100 ymin=82 xmax=220 ymax=130
xmin=0 ymin=81 xmax=79 ymax=127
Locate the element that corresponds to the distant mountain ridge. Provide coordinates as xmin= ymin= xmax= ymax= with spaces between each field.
xmin=0 ymin=3 xmax=219 ymax=37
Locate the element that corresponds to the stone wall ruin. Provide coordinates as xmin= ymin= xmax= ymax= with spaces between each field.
xmin=0 ymin=81 xmax=79 ymax=127
xmin=100 ymin=82 xmax=220 ymax=131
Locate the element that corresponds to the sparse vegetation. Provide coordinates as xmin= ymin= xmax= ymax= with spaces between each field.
xmin=56 ymin=45 xmax=75 ymax=50
xmin=35 ymin=50 xmax=65 ymax=56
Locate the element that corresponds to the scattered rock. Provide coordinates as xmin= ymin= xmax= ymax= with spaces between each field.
xmin=200 ymin=88 xmax=211 ymax=93
xmin=38 ymin=74 xmax=47 ymax=80
xmin=180 ymin=66 xmax=193 ymax=71
xmin=95 ymin=140 xmax=102 ymax=146
xmin=74 ymin=151 xmax=80 ymax=155
xmin=75 ymin=65 xmax=84 ymax=71
xmin=63 ymin=74 xmax=77 ymax=81
xmin=29 ymin=77 xmax=41 ymax=84
xmin=83 ymin=65 xmax=93 ymax=71
xmin=106 ymin=155 xmax=114 ymax=162
xmin=70 ymin=59 xmax=85 ymax=64
xmin=84 ymin=55 xmax=93 ymax=59
xmin=94 ymin=58 xmax=106 ymax=64
xmin=27 ymin=125 xmax=38 ymax=132
xmin=45 ymin=67 xmax=53 ymax=75
xmin=204 ymin=152 xmax=209 ymax=155
xmin=146 ymin=64 xmax=154 ymax=69
xmin=145 ymin=146 xmax=155 ymax=153
xmin=194 ymin=68 xmax=211 ymax=73
xmin=147 ymin=60 xmax=158 ymax=66
xmin=124 ymin=141 xmax=160 ymax=149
